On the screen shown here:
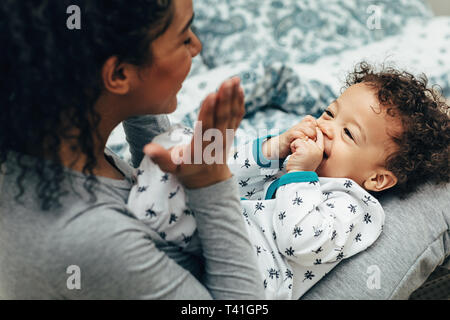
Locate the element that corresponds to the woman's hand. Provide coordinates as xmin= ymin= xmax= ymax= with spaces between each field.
xmin=143 ymin=77 xmax=245 ymax=189
xmin=262 ymin=115 xmax=318 ymax=160
xmin=286 ymin=127 xmax=324 ymax=173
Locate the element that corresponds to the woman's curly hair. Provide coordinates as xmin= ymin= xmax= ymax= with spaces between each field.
xmin=345 ymin=62 xmax=449 ymax=198
xmin=0 ymin=0 xmax=173 ymax=210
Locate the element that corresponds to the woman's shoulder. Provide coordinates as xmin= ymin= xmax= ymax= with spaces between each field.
xmin=0 ymin=160 xmax=159 ymax=298
xmin=0 ymin=199 xmax=161 ymax=299
xmin=51 ymin=201 xmax=154 ymax=251
xmin=1 ymin=149 xmax=148 ymax=250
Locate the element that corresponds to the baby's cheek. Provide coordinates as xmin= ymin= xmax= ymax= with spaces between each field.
xmin=342 ymin=151 xmax=370 ymax=180
xmin=327 ymin=152 xmax=352 ymax=177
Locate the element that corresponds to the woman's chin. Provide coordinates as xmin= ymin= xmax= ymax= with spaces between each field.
xmin=169 ymin=97 xmax=178 ymax=113
xmin=163 ymin=96 xmax=178 ymax=114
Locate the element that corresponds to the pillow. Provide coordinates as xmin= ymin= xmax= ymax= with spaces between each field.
xmin=193 ymin=0 xmax=433 ymax=68
xmin=301 ymin=182 xmax=449 ymax=299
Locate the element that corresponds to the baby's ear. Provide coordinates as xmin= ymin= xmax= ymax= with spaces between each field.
xmin=363 ymin=170 xmax=398 ymax=192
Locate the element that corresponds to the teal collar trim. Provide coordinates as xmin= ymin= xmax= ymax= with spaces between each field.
xmin=265 ymin=171 xmax=319 ymax=200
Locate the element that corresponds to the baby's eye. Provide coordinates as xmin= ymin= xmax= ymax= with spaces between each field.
xmin=324 ymin=110 xmax=334 ymax=118
xmin=344 ymin=128 xmax=354 ymax=140
xmin=184 ymin=37 xmax=192 ymax=45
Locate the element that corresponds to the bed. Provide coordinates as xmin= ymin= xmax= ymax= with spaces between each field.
xmin=107 ymin=0 xmax=450 ymax=299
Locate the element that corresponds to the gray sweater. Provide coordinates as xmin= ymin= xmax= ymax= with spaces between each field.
xmin=0 ymin=115 xmax=264 ymax=299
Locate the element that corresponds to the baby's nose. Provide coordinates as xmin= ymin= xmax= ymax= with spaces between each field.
xmin=317 ymin=122 xmax=334 ymax=140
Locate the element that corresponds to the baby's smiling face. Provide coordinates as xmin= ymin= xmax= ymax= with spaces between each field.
xmin=315 ymin=83 xmax=402 ymax=192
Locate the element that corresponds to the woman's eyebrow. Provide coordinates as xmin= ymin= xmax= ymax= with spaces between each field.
xmin=179 ymin=13 xmax=195 ymax=35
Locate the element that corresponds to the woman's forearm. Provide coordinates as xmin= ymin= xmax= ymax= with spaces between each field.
xmin=185 ymin=175 xmax=265 ymax=299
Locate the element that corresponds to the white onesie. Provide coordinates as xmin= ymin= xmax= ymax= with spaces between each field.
xmin=127 ymin=125 xmax=385 ymax=299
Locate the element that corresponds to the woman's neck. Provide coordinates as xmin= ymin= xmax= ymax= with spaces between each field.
xmin=59 ymin=94 xmax=128 ymax=180
xmin=59 ymin=144 xmax=124 ymax=180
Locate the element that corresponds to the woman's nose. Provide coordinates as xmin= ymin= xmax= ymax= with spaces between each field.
xmin=191 ymin=33 xmax=202 ymax=58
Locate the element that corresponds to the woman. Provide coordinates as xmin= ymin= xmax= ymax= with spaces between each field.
xmin=0 ymin=0 xmax=264 ymax=299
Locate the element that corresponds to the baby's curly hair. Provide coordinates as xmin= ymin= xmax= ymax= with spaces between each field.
xmin=345 ymin=62 xmax=449 ymax=197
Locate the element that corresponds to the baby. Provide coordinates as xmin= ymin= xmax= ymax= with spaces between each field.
xmin=127 ymin=63 xmax=449 ymax=299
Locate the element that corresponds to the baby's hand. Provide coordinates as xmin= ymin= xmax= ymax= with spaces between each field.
xmin=286 ymin=128 xmax=324 ymax=173
xmin=262 ymin=115 xmax=318 ymax=160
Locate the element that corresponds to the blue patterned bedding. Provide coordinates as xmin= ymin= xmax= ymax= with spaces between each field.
xmin=107 ymin=0 xmax=450 ymax=161
xmin=191 ymin=0 xmax=432 ymax=68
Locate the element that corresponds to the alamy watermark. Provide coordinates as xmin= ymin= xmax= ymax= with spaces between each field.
xmin=366 ymin=5 xmax=382 ymax=30
xmin=161 ymin=123 xmax=280 ymax=171
xmin=65 ymin=4 xmax=382 ymax=31
xmin=66 ymin=265 xmax=81 ymax=290
xmin=66 ymin=5 xmax=81 ymax=30
xmin=366 ymin=265 xmax=381 ymax=290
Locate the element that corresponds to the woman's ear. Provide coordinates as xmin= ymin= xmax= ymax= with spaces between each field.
xmin=363 ymin=170 xmax=398 ymax=192
xmin=101 ymin=56 xmax=132 ymax=95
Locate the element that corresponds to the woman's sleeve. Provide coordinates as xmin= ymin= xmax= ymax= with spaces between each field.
xmin=93 ymin=178 xmax=262 ymax=300
xmin=47 ymin=205 xmax=215 ymax=299
xmin=184 ymin=175 xmax=265 ymax=299
xmin=122 ymin=115 xmax=171 ymax=168
xmin=121 ymin=116 xmax=264 ymax=299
